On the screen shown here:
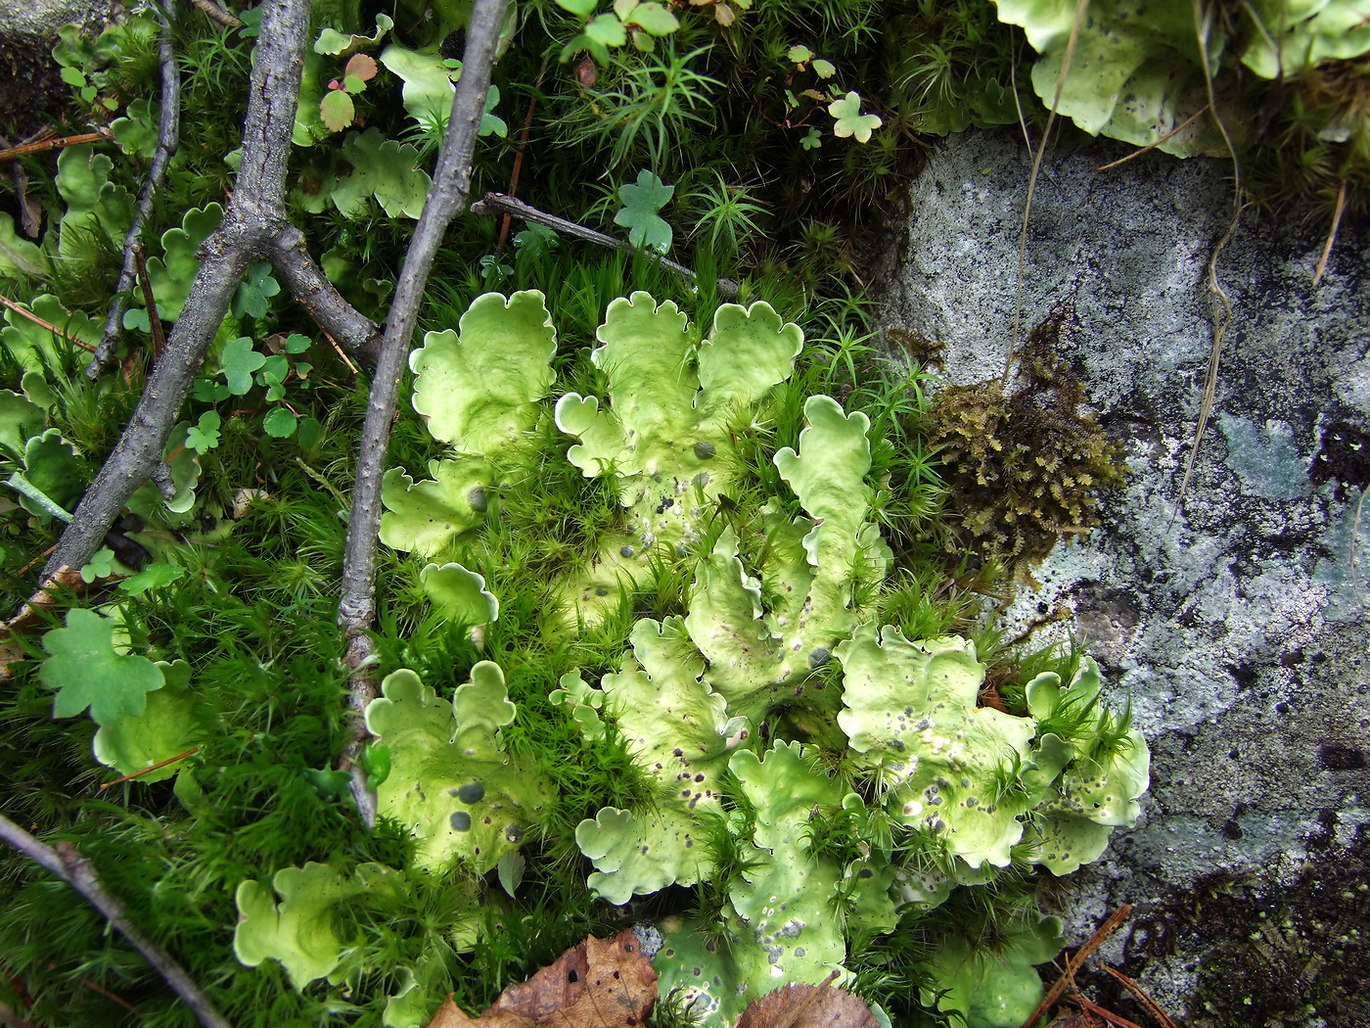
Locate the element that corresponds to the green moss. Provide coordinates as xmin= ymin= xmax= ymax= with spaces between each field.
xmin=928 ymin=309 xmax=1126 ymax=564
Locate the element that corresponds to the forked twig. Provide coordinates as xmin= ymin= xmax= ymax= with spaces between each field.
xmin=41 ymin=0 xmax=380 ymax=582
xmin=0 ymin=814 xmax=232 ymax=1028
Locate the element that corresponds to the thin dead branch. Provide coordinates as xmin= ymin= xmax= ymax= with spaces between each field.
xmin=1071 ymin=995 xmax=1145 ymax=1028
xmin=1096 ymin=105 xmax=1210 ymax=172
xmin=0 ymin=294 xmax=97 ymax=353
xmin=1099 ymin=963 xmax=1180 ymax=1028
xmin=494 ymin=53 xmax=550 ymax=255
xmin=134 ymin=245 xmax=168 ymax=361
xmin=0 ymin=999 xmax=36 ymax=1028
xmin=0 ymin=129 xmax=114 ymax=162
xmin=472 ymin=192 xmax=739 ymax=299
xmin=336 ymin=0 xmax=512 ymax=826
xmin=187 ymin=0 xmax=243 ymax=29
xmin=88 ymin=5 xmax=181 ymax=378
xmin=1312 ymin=177 xmax=1347 ymax=285
xmin=0 ymin=814 xmax=232 ymax=1028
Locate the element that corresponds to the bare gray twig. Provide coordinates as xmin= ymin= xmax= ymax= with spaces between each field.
xmin=335 ymin=0 xmax=511 ymax=825
xmin=187 ymin=0 xmax=243 ymax=30
xmin=89 ymin=4 xmax=182 ymax=378
xmin=0 ymin=814 xmax=233 ymax=1028
xmin=268 ymin=224 xmax=381 ymax=371
xmin=472 ymin=191 xmax=739 ymax=299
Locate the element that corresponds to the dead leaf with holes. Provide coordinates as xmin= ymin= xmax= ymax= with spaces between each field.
xmin=735 ymin=975 xmax=879 ymax=1028
xmin=425 ymin=930 xmax=657 ymax=1028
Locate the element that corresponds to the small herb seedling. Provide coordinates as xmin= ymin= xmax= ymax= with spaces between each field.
xmin=320 ymin=53 xmax=379 ymax=133
xmin=614 ymin=170 xmax=674 ymax=253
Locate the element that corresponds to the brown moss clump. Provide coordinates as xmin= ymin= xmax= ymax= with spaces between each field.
xmin=928 ymin=309 xmax=1125 ymax=563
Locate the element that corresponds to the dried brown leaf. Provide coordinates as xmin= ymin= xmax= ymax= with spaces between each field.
xmin=426 ymin=930 xmax=657 ymax=1028
xmin=735 ymin=978 xmax=878 ymax=1028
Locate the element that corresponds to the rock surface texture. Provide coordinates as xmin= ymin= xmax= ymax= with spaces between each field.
xmin=0 ymin=0 xmax=105 ymax=132
xmin=882 ymin=128 xmax=1369 ymax=1026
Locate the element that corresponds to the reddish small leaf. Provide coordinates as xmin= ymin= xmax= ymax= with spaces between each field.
xmin=426 ymin=930 xmax=656 ymax=1028
xmin=345 ymin=52 xmax=379 ymax=82
xmin=327 ymin=78 xmax=343 ymax=90
xmin=320 ymin=90 xmax=356 ymax=132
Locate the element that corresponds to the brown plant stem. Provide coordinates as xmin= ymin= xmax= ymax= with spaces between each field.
xmin=0 ymin=295 xmax=97 ymax=353
xmin=134 ymin=245 xmax=168 ymax=362
xmin=0 ymin=129 xmax=113 ymax=162
xmin=1021 ymin=903 xmax=1132 ymax=1028
xmin=494 ymin=52 xmax=550 ymax=255
xmin=1099 ymin=963 xmax=1180 ymax=1028
xmin=335 ymin=0 xmax=512 ymax=826
xmin=0 ymin=814 xmax=232 ymax=1028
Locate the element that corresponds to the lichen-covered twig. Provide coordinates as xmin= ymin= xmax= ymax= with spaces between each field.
xmin=88 ymin=5 xmax=181 ymax=379
xmin=187 ymin=0 xmax=243 ymax=30
xmin=471 ymin=191 xmax=740 ymax=299
xmin=0 ymin=814 xmax=232 ymax=1028
xmin=335 ymin=0 xmax=511 ymax=826
xmin=40 ymin=0 xmax=308 ymax=582
xmin=268 ymin=223 xmax=381 ymax=371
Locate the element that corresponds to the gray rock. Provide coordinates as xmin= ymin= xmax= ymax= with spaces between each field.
xmin=0 ymin=0 xmax=106 ymax=134
xmin=881 ymin=128 xmax=1370 ymax=1024
xmin=0 ymin=0 xmax=105 ymax=40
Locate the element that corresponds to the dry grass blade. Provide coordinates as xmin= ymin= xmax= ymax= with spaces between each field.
xmin=1096 ymin=105 xmax=1210 ymax=172
xmin=1312 ymin=178 xmax=1348 ymax=285
xmin=1173 ymin=0 xmax=1243 ymax=524
xmin=1007 ymin=0 xmax=1091 ymax=383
